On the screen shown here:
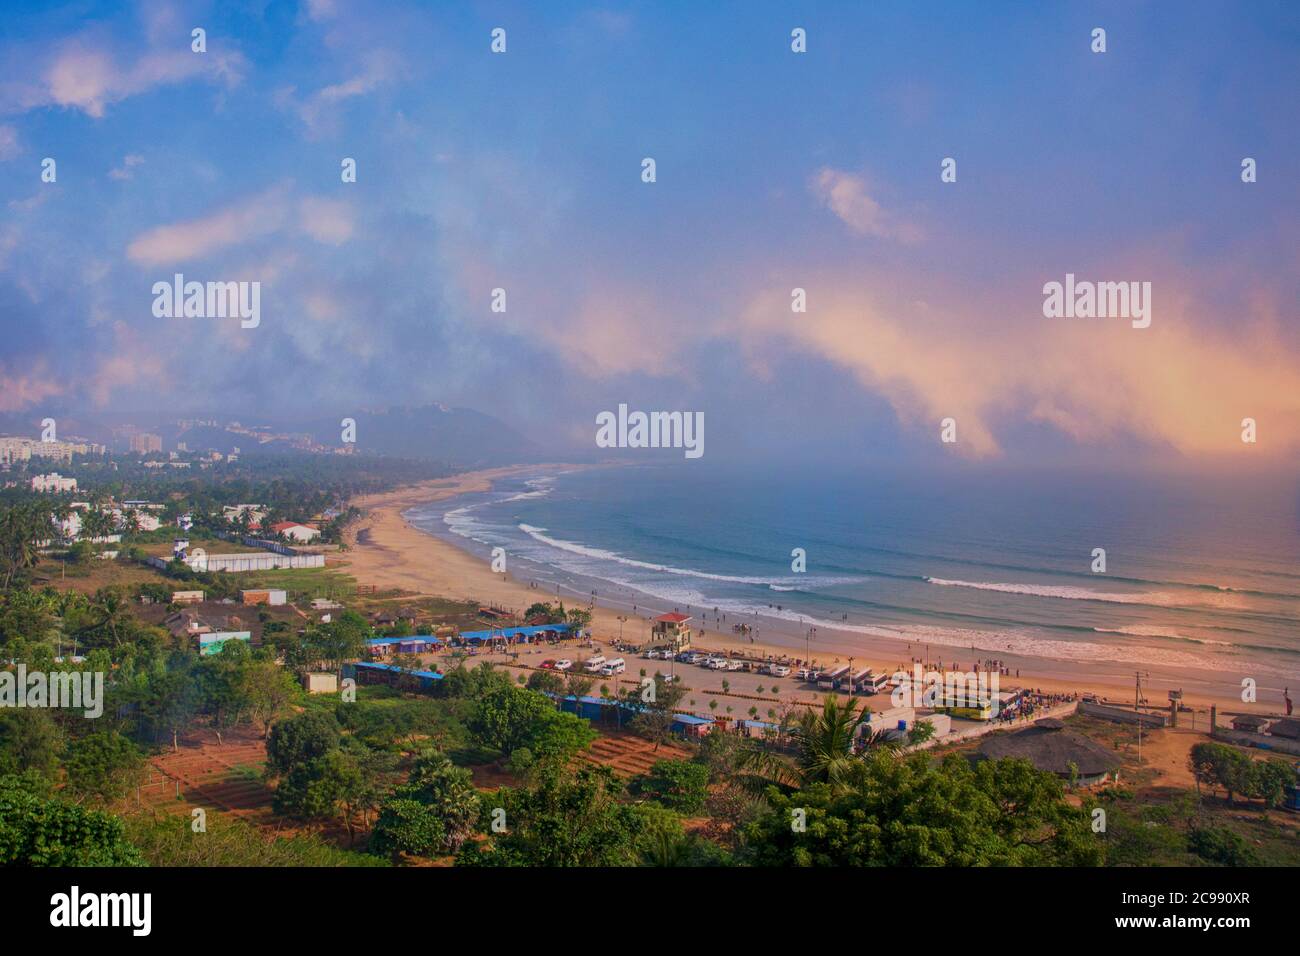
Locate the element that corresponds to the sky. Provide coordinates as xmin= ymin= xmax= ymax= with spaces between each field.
xmin=0 ymin=0 xmax=1297 ymax=468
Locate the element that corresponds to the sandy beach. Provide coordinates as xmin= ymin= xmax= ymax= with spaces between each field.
xmin=339 ymin=466 xmax=1286 ymax=716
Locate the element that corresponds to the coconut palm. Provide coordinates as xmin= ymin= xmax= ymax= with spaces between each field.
xmin=82 ymin=587 xmax=133 ymax=648
xmin=733 ymin=695 xmax=881 ymax=795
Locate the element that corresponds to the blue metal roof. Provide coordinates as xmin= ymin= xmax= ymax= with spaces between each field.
xmin=355 ymin=661 xmax=444 ymax=680
xmin=459 ymin=624 xmax=572 ymax=642
xmin=672 ymin=713 xmax=713 ymax=726
xmin=367 ymin=635 xmax=443 ymax=646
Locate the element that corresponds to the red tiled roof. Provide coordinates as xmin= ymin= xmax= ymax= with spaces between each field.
xmin=270 ymin=521 xmax=318 ymax=533
xmin=654 ymin=613 xmax=692 ymax=624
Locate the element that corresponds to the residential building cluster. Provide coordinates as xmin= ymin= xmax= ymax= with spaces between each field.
xmin=0 ymin=436 xmax=106 ymax=465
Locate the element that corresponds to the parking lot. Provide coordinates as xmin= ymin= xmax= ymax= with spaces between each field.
xmin=422 ymin=637 xmax=894 ymax=718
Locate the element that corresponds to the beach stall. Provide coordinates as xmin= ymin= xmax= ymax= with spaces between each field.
xmin=367 ymin=635 xmax=443 ymax=658
xmin=348 ymin=661 xmax=444 ymax=692
xmin=458 ymin=624 xmax=572 ymax=647
xmin=671 ymin=713 xmax=713 ymax=739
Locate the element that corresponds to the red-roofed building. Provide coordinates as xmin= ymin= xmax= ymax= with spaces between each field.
xmin=652 ymin=612 xmax=693 ymax=650
xmin=269 ymin=521 xmax=321 ymax=543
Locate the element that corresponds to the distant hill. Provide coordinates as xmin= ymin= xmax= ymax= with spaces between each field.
xmin=2 ymin=403 xmax=540 ymax=470
xmin=305 ymin=404 xmax=542 ymax=468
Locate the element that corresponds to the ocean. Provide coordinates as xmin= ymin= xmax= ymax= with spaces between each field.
xmin=404 ymin=463 xmax=1300 ymax=699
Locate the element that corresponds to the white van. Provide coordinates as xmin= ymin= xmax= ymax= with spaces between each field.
xmin=583 ymin=655 xmax=607 ymax=673
xmin=599 ymin=658 xmax=626 ymax=676
xmin=769 ymin=664 xmax=791 ymax=678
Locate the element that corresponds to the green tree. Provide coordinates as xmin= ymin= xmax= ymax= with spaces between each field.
xmin=468 ymin=684 xmax=595 ymax=762
xmin=239 ymin=660 xmax=301 ymax=739
xmin=457 ymin=765 xmax=644 ymax=867
xmin=1188 ymin=825 xmax=1259 ymax=865
xmin=0 ymin=710 xmax=63 ymax=780
xmin=307 ymin=610 xmax=370 ymax=674
xmin=525 ymin=669 xmax=565 ymax=696
xmin=266 ymin=710 xmax=341 ymax=778
xmin=0 ymin=773 xmax=144 ymax=866
xmin=735 ymin=695 xmax=867 ymax=794
xmin=0 ymin=503 xmax=53 ymax=589
xmin=1188 ymin=742 xmax=1255 ymax=804
xmin=371 ymin=752 xmax=479 ymax=859
xmin=627 ymin=675 xmax=686 ymax=752
xmin=744 ymin=750 xmax=1102 ymax=866
xmin=63 ymin=731 xmax=146 ymax=803
xmin=80 ymin=587 xmax=135 ymax=649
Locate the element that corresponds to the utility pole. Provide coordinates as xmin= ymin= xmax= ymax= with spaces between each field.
xmin=1135 ymin=671 xmax=1149 ymax=764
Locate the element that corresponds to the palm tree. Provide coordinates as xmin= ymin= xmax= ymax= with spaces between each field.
xmin=83 ymin=587 xmax=132 ymax=648
xmin=0 ymin=502 xmax=56 ymax=587
xmin=734 ymin=695 xmax=877 ymax=795
xmin=641 ymin=829 xmax=693 ymax=867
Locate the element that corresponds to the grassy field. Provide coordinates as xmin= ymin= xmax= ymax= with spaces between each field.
xmin=33 ymin=556 xmax=172 ymax=594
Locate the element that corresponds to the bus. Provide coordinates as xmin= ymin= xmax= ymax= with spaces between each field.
xmin=818 ymin=666 xmax=850 ymax=690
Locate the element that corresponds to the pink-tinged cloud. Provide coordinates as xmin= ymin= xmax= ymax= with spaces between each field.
xmin=298 ymin=197 xmax=354 ymax=244
xmin=127 ymin=188 xmax=289 ymax=265
xmin=0 ymin=364 xmax=63 ymax=412
xmin=108 ymin=153 xmax=145 ymax=180
xmin=87 ymin=324 xmax=170 ymax=406
xmin=738 ymin=283 xmax=1300 ymax=459
xmin=126 ymin=189 xmax=353 ymax=265
xmin=0 ymin=124 xmax=18 ymax=160
xmin=809 ymin=167 xmax=924 ymax=243
xmin=283 ymin=51 xmax=401 ymax=135
xmin=16 ymin=39 xmax=247 ymax=118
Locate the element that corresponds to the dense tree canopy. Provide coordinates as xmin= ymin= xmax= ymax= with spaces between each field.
xmin=743 ymin=750 xmax=1102 ymax=866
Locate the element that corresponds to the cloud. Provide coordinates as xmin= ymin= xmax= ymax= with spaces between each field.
xmin=108 ymin=153 xmax=145 ymax=180
xmin=35 ymin=38 xmax=243 ymax=117
xmin=297 ymin=197 xmax=354 ymax=244
xmin=0 ymin=124 xmax=18 ymax=160
xmin=809 ymin=167 xmax=923 ymax=243
xmin=281 ymin=51 xmax=400 ymax=135
xmin=125 ymin=187 xmax=353 ymax=266
xmin=3 ymin=36 xmax=246 ymax=118
xmin=86 ymin=324 xmax=169 ymax=406
xmin=0 ymin=363 xmax=63 ymax=412
xmin=303 ymin=0 xmax=340 ymax=22
xmin=126 ymin=188 xmax=289 ymax=265
xmin=738 ymin=282 xmax=1300 ymax=459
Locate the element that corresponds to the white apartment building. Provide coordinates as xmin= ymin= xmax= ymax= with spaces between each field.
xmin=31 ymin=472 xmax=78 ymax=493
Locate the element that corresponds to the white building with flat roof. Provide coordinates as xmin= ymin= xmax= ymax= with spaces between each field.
xmin=31 ymin=473 xmax=77 ymax=493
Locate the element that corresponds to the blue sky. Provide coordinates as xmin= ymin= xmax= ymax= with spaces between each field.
xmin=0 ymin=0 xmax=1296 ymax=465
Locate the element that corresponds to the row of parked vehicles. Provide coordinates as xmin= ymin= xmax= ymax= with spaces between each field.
xmin=539 ymin=655 xmax=628 ymax=676
xmin=640 ymin=647 xmax=793 ymax=678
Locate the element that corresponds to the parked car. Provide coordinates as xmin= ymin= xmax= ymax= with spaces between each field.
xmin=540 ymin=659 xmax=557 ymax=669
xmin=599 ymin=658 xmax=626 ymax=676
xmin=726 ymin=660 xmax=745 ymax=671
xmin=769 ymin=664 xmax=792 ymax=677
xmin=706 ymin=657 xmax=729 ymax=670
xmin=554 ymin=659 xmax=573 ymax=671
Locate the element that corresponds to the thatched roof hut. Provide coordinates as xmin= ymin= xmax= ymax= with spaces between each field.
xmin=978 ymin=718 xmax=1119 ymax=785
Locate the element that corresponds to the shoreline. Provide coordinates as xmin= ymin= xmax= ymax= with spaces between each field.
xmin=339 ymin=466 xmax=1288 ymax=716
